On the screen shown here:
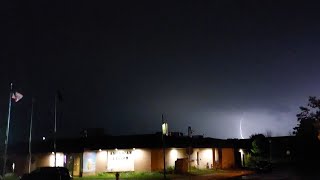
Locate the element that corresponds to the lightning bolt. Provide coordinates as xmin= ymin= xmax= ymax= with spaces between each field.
xmin=240 ymin=113 xmax=245 ymax=139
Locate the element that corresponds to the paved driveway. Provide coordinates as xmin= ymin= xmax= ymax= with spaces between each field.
xmin=172 ymin=170 xmax=254 ymax=180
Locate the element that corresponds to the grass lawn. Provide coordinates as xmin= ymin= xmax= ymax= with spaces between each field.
xmin=73 ymin=171 xmax=172 ymax=179
xmin=73 ymin=169 xmax=224 ymax=179
xmin=189 ymin=168 xmax=223 ymax=175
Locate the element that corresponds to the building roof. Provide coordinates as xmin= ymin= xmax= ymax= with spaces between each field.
xmin=9 ymin=133 xmax=238 ymax=154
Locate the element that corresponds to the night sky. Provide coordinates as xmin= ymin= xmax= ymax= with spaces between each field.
xmin=2 ymin=1 xmax=320 ymax=143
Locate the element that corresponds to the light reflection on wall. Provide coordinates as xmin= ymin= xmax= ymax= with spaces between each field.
xmin=167 ymin=148 xmax=184 ymax=167
xmin=133 ymin=149 xmax=143 ymax=159
xmin=169 ymin=149 xmax=178 ymax=160
xmin=202 ymin=149 xmax=212 ymax=158
xmin=199 ymin=148 xmax=213 ymax=168
xmin=239 ymin=149 xmax=244 ymax=165
xmin=214 ymin=148 xmax=219 ymax=162
xmin=96 ymin=150 xmax=108 ymax=172
xmin=97 ymin=150 xmax=108 ymax=157
xmin=49 ymin=153 xmax=64 ymax=167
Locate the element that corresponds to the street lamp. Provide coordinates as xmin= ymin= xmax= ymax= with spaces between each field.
xmin=161 ymin=115 xmax=168 ymax=179
xmin=162 ymin=122 xmax=168 ymax=136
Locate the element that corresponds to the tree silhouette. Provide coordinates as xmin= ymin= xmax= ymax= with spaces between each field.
xmin=265 ymin=130 xmax=273 ymax=137
xmin=293 ymin=96 xmax=320 ymax=167
xmin=250 ymin=134 xmax=268 ymax=158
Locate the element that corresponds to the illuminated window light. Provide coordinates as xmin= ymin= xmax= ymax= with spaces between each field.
xmin=51 ymin=152 xmax=54 ymax=154
xmin=99 ymin=149 xmax=102 ymax=152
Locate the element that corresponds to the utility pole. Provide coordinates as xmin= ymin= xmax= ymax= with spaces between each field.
xmin=3 ymin=83 xmax=13 ymax=176
xmin=188 ymin=126 xmax=192 ymax=179
xmin=269 ymin=139 xmax=272 ymax=162
xmin=28 ymin=98 xmax=35 ymax=173
xmin=54 ymin=95 xmax=57 ymax=167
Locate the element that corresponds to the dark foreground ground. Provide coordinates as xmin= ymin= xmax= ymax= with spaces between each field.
xmin=171 ymin=170 xmax=254 ymax=180
xmin=74 ymin=163 xmax=320 ymax=180
xmin=231 ymin=163 xmax=320 ymax=180
xmin=173 ymin=163 xmax=320 ymax=180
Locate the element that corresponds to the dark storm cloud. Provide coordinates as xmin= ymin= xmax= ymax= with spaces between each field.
xmin=2 ymin=1 xmax=320 ymax=142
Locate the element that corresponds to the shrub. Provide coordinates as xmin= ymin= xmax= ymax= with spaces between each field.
xmin=166 ymin=166 xmax=175 ymax=174
xmin=244 ymin=153 xmax=257 ymax=168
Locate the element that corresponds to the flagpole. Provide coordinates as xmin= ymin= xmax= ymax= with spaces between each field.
xmin=3 ymin=83 xmax=13 ymax=176
xmin=54 ymin=95 xmax=57 ymax=167
xmin=28 ymin=98 xmax=34 ymax=173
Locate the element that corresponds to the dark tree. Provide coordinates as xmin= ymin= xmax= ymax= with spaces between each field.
xmin=265 ymin=130 xmax=273 ymax=137
xmin=250 ymin=134 xmax=269 ymax=158
xmin=293 ymin=96 xmax=320 ymax=167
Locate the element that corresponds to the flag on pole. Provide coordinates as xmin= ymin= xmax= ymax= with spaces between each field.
xmin=12 ymin=92 xmax=23 ymax=102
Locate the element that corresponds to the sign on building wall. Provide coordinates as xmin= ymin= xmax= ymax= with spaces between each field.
xmin=107 ymin=149 xmax=134 ymax=172
xmin=83 ymin=152 xmax=97 ymax=173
